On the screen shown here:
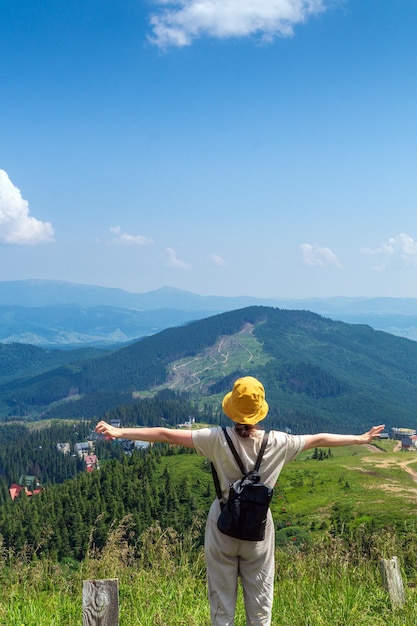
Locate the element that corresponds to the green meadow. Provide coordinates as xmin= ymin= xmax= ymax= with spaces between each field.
xmin=3 ymin=440 xmax=417 ymax=625
xmin=274 ymin=440 xmax=417 ymax=534
xmin=2 ymin=521 xmax=417 ymax=625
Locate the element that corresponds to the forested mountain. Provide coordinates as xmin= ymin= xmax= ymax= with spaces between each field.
xmin=0 ymin=343 xmax=106 ymax=384
xmin=0 ymin=429 xmax=211 ymax=562
xmin=0 ymin=406 xmax=213 ymax=562
xmin=1 ymin=306 xmax=417 ymax=434
xmin=0 ymin=394 xmax=202 ymax=493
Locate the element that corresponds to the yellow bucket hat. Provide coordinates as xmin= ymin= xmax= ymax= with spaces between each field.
xmin=222 ymin=376 xmax=269 ymax=425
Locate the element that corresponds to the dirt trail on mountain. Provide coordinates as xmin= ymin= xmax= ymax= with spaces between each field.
xmin=383 ymin=441 xmax=417 ymax=482
xmin=360 ymin=445 xmax=417 ymax=496
xmin=168 ymin=324 xmax=256 ymax=392
xmin=399 ymin=458 xmax=417 ymax=483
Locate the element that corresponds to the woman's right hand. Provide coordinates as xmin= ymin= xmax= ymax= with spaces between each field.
xmin=95 ymin=420 xmax=120 ymax=440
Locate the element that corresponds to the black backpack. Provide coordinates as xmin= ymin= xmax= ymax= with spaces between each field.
xmin=211 ymin=427 xmax=273 ymax=541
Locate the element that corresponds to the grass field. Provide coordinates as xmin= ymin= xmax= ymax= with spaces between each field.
xmin=2 ymin=522 xmax=417 ymax=625
xmin=3 ymin=440 xmax=417 ymax=625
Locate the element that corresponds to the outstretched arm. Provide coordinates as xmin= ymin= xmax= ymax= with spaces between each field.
xmin=302 ymin=424 xmax=385 ymax=451
xmin=95 ymin=421 xmax=195 ymax=449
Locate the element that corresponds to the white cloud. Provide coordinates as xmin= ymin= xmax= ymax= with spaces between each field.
xmin=361 ymin=233 xmax=417 ymax=270
xmin=0 ymin=169 xmax=54 ymax=245
xmin=210 ymin=253 xmax=225 ymax=266
xmin=300 ymin=243 xmax=342 ymax=268
xmin=165 ymin=247 xmax=190 ymax=269
xmin=149 ymin=0 xmax=326 ymax=48
xmin=109 ymin=225 xmax=154 ymax=246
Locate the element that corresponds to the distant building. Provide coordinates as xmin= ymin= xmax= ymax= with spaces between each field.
xmin=178 ymin=416 xmax=196 ymax=428
xmin=122 ymin=438 xmax=150 ymax=453
xmin=401 ymin=437 xmax=413 ymax=451
xmin=122 ymin=439 xmax=133 ymax=453
xmin=134 ymin=440 xmax=150 ymax=450
xmin=74 ymin=441 xmax=93 ymax=457
xmin=57 ymin=442 xmax=70 ymax=454
xmin=391 ymin=427 xmax=417 ymax=440
xmin=84 ymin=454 xmax=99 ymax=472
xmin=9 ymin=475 xmax=42 ymax=501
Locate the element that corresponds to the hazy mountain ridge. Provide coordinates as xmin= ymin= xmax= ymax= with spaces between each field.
xmin=1 ymin=280 xmax=417 ymax=346
xmin=0 ymin=303 xmax=201 ymax=347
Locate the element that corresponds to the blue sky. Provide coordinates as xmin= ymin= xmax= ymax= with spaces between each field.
xmin=1 ymin=0 xmax=416 ymax=299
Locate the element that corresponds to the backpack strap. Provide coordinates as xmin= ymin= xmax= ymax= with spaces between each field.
xmin=222 ymin=427 xmax=247 ymax=474
xmin=211 ymin=463 xmax=222 ymax=501
xmin=254 ymin=430 xmax=270 ymax=472
xmin=211 ymin=427 xmax=270 ymax=501
xmin=222 ymin=427 xmax=269 ymax=475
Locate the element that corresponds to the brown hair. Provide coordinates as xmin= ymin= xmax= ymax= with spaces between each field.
xmin=235 ymin=424 xmax=261 ymax=439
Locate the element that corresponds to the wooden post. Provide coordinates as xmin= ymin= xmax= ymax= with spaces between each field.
xmin=82 ymin=578 xmax=119 ymax=625
xmin=380 ymin=557 xmax=405 ymax=609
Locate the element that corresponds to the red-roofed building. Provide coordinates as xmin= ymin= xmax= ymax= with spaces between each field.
xmin=84 ymin=454 xmax=98 ymax=472
xmin=9 ymin=481 xmax=42 ymax=501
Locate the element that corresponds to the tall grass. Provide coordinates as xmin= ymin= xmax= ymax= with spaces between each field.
xmin=1 ymin=522 xmax=417 ymax=626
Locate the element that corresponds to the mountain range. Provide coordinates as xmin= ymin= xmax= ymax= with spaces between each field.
xmin=1 ymin=304 xmax=417 ymax=435
xmin=1 ymin=279 xmax=417 ymax=347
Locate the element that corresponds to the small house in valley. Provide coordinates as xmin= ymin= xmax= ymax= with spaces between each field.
xmin=9 ymin=475 xmax=42 ymax=501
xmin=84 ymin=454 xmax=99 ymax=472
xmin=74 ymin=441 xmax=93 ymax=457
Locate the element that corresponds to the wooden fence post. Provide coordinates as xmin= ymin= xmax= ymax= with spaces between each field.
xmin=82 ymin=578 xmax=119 ymax=625
xmin=380 ymin=556 xmax=405 ymax=609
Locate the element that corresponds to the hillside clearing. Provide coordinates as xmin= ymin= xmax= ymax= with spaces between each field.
xmin=356 ymin=450 xmax=417 ymax=497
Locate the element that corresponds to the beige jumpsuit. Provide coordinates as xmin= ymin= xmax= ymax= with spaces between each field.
xmin=192 ymin=426 xmax=304 ymax=626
